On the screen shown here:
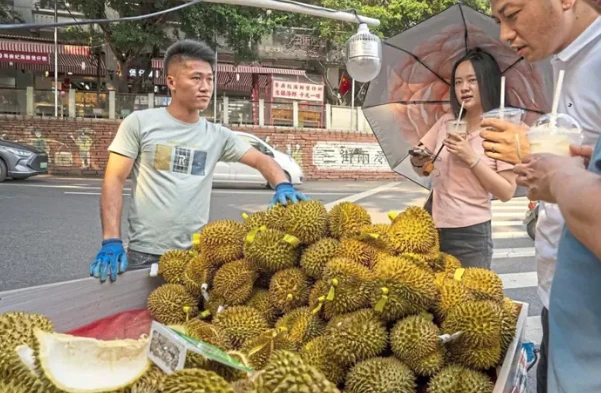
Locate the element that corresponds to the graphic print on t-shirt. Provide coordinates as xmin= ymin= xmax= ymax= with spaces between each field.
xmin=153 ymin=144 xmax=207 ymax=176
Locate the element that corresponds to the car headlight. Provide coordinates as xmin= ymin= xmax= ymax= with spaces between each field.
xmin=4 ymin=147 xmax=33 ymax=157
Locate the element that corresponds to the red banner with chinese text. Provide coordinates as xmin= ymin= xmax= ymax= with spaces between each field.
xmin=0 ymin=51 xmax=50 ymax=64
xmin=272 ymin=80 xmax=324 ymax=102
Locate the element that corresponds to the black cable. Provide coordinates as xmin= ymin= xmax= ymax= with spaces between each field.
xmin=0 ymin=0 xmax=206 ymax=30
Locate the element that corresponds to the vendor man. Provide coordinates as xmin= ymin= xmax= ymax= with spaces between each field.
xmin=90 ymin=39 xmax=306 ymax=283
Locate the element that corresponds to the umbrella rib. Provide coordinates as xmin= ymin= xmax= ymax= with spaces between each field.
xmin=363 ymin=100 xmax=450 ymax=110
xmin=501 ymin=58 xmax=523 ymax=74
xmin=459 ymin=3 xmax=469 ymax=53
xmin=383 ymin=41 xmax=450 ymax=87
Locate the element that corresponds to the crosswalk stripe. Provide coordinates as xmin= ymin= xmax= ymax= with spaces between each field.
xmin=499 ymin=272 xmax=538 ymax=289
xmin=491 ymin=220 xmax=524 ymax=227
xmin=492 ymin=212 xmax=528 ymax=218
xmin=493 ymin=247 xmax=536 ymax=258
xmin=492 ymin=231 xmax=530 ymax=239
xmin=526 ymin=316 xmax=543 ymax=345
xmin=492 ymin=206 xmax=529 ymax=211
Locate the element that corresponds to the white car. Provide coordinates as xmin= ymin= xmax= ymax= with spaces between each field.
xmin=214 ymin=131 xmax=304 ymax=188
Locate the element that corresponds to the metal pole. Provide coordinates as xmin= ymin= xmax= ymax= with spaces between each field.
xmin=351 ymin=78 xmax=355 ymax=130
xmin=54 ymin=0 xmax=58 ymax=117
xmin=201 ymin=0 xmax=380 ymax=26
xmin=213 ymin=37 xmax=218 ymax=122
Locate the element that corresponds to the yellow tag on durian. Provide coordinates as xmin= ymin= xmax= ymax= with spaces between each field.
xmin=388 ymin=211 xmax=399 ymax=221
xmin=282 ymin=234 xmax=301 ymax=248
xmin=192 ymin=233 xmax=201 ymax=246
xmin=183 ymin=306 xmax=191 ymax=322
xmin=326 ymin=278 xmax=339 ymax=301
xmin=374 ymin=287 xmax=389 ymax=312
xmin=200 ymin=310 xmax=211 ymax=319
xmin=245 ymin=226 xmax=267 ymax=244
xmin=454 ymin=268 xmax=466 ymax=281
xmin=242 ymin=212 xmax=249 ymax=220
xmin=312 ymin=296 xmax=326 ymax=315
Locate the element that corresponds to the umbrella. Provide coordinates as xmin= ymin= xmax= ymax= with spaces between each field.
xmin=362 ymin=2 xmax=554 ymax=191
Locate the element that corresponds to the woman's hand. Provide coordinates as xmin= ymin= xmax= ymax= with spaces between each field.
xmin=409 ymin=147 xmax=433 ymax=168
xmin=444 ymin=132 xmax=479 ymax=166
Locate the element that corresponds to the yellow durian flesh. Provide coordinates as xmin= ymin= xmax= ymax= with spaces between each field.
xmin=34 ymin=329 xmax=151 ymax=393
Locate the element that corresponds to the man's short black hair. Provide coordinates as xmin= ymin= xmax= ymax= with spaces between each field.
xmin=163 ymin=39 xmax=215 ymax=76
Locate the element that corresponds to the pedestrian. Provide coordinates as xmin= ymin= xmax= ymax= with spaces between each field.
xmin=481 ymin=1 xmax=601 ymax=392
xmin=409 ymin=48 xmax=518 ymax=270
xmin=89 ymin=39 xmax=307 ymax=283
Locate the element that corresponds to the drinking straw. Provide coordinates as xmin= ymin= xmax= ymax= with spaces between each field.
xmin=455 ymin=101 xmax=465 ymax=130
xmin=551 ymin=70 xmax=565 ymax=128
xmin=500 ymin=76 xmax=506 ymax=119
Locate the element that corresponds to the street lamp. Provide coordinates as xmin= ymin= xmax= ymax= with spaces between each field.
xmin=345 ymin=23 xmax=382 ymax=83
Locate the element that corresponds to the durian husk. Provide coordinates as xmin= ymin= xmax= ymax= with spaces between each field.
xmin=336 ymin=238 xmax=377 ymax=269
xmin=442 ymin=300 xmax=503 ymax=348
xmin=268 ymin=268 xmax=310 ymax=314
xmin=212 ymin=306 xmax=269 ymax=350
xmin=299 ymin=238 xmax=340 ymax=280
xmin=147 ymin=283 xmax=200 ymax=325
xmin=328 ymin=202 xmax=372 ymax=239
xmin=212 ymin=259 xmax=258 ymax=306
xmin=282 ymin=200 xmax=329 ymax=245
xmin=182 ymin=253 xmax=216 ymax=298
xmin=274 ymin=307 xmax=326 ymax=349
xmin=162 ymin=368 xmax=236 ymax=393
xmin=300 ymin=336 xmax=346 ymax=386
xmin=243 ymin=228 xmax=300 ymax=273
xmin=245 ymin=288 xmax=280 ymax=327
xmin=253 ymin=350 xmax=340 ymax=393
xmin=427 ymin=364 xmax=494 ymax=393
xmin=200 ymin=220 xmax=246 ymax=266
xmin=381 ymin=206 xmax=439 ymax=256
xmin=157 ymin=250 xmax=189 ymax=285
xmin=345 ymin=357 xmax=417 ymax=393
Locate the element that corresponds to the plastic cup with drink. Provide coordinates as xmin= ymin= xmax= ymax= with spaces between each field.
xmin=526 ymin=113 xmax=583 ymax=156
xmin=481 ymin=107 xmax=524 ymax=126
xmin=445 ymin=119 xmax=468 ymax=139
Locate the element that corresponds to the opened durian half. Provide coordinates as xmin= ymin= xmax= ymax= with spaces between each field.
xmin=33 ymin=328 xmax=151 ymax=393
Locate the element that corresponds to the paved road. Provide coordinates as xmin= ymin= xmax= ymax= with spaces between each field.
xmin=0 ymin=176 xmax=392 ymax=291
xmin=0 ymin=176 xmax=540 ymax=391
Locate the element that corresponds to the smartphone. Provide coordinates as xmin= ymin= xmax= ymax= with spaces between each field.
xmin=409 ymin=147 xmax=433 ymax=158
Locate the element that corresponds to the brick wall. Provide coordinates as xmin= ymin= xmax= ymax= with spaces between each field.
xmin=0 ymin=115 xmax=402 ymax=181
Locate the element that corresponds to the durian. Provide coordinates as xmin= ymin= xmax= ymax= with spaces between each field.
xmin=242 ymin=211 xmax=270 ymax=231
xmin=328 ymin=202 xmax=371 ymax=239
xmin=439 ymin=252 xmax=462 ymax=273
xmin=243 ymin=227 xmax=300 ymax=273
xmin=319 ymin=257 xmax=375 ymax=318
xmin=427 ymin=364 xmax=494 ymax=393
xmin=245 ymin=289 xmax=280 ymax=327
xmin=0 ymin=312 xmax=54 ymax=352
xmin=274 ymin=307 xmax=326 ymax=348
xmin=300 ymin=336 xmax=346 ymax=385
xmin=501 ymin=297 xmax=519 ymax=354
xmin=183 ymin=318 xmax=230 ymax=351
xmin=147 ymin=284 xmax=199 ymax=325
xmin=336 ymin=237 xmax=377 ymax=268
xmin=212 ymin=259 xmax=258 ymax=306
xmin=240 ymin=327 xmax=296 ymax=370
xmin=129 ymin=367 xmax=166 ymax=393
xmin=442 ymin=300 xmax=503 ymax=348
xmin=324 ymin=309 xmax=388 ymax=367
xmin=268 ymin=268 xmax=310 ymax=314
xmin=264 ymin=204 xmax=287 ymax=231
xmin=34 ymin=329 xmax=151 ymax=393
xmin=390 ymin=314 xmax=445 ymax=376
xmin=434 ymin=273 xmax=476 ymax=321
xmin=345 ymin=357 xmax=417 ymax=393
xmin=213 ymin=306 xmax=269 ymax=350
xmin=299 ymin=238 xmax=340 ymax=280
xmin=447 ymin=340 xmax=502 ymax=370
xmin=253 ymin=350 xmax=340 ymax=393
xmin=381 ymin=206 xmax=439 ymax=256
xmin=162 ymin=368 xmax=235 ymax=393
xmin=182 ymin=253 xmax=215 ymax=299
xmin=200 ymin=220 xmax=246 ymax=265
xmin=157 ymin=250 xmax=189 ymax=285
xmin=369 ymin=255 xmax=438 ymax=322
xmin=453 ymin=267 xmax=505 ymax=303
xmin=282 ymin=200 xmax=329 ymax=244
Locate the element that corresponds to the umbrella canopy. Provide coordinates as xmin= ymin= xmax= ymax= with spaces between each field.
xmin=363 ymin=2 xmax=554 ymax=190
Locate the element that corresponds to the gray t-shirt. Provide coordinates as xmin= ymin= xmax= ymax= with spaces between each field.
xmin=108 ymin=107 xmax=251 ymax=255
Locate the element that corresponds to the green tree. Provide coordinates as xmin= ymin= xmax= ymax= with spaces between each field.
xmin=0 ymin=2 xmax=24 ymax=23
xmin=38 ymin=0 xmax=179 ymax=93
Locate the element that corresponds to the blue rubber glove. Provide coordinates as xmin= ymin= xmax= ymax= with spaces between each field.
xmin=270 ymin=182 xmax=309 ymax=206
xmin=90 ymin=238 xmax=128 ymax=283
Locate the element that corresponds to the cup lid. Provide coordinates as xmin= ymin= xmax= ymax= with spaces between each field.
xmin=482 ymin=107 xmax=524 ymax=118
xmin=532 ymin=113 xmax=582 ymax=134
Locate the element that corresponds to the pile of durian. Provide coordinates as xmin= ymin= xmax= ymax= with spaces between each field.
xmin=0 ymin=201 xmax=520 ymax=393
xmin=145 ymin=201 xmax=520 ymax=393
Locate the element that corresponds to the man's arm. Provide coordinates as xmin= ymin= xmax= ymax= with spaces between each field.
xmin=238 ymin=147 xmax=288 ymax=187
xmin=101 ymin=152 xmax=134 ymax=240
xmin=552 ymin=169 xmax=601 ymax=260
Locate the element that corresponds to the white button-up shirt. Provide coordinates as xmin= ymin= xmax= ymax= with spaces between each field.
xmin=536 ymin=16 xmax=601 ymax=310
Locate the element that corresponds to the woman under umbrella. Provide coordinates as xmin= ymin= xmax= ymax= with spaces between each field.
xmin=409 ymin=48 xmax=518 ymax=269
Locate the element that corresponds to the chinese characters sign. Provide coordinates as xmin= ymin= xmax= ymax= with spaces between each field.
xmin=313 ymin=142 xmax=391 ymax=171
xmin=0 ymin=51 xmax=49 ymax=64
xmin=272 ymin=81 xmax=324 ymax=102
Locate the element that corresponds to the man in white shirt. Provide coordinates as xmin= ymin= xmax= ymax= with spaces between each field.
xmin=481 ymin=1 xmax=601 ymax=392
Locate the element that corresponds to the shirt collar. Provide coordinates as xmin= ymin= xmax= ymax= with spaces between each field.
xmin=553 ymin=16 xmax=601 ymax=63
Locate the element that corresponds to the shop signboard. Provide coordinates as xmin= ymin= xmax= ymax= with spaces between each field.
xmin=0 ymin=51 xmax=50 ymax=65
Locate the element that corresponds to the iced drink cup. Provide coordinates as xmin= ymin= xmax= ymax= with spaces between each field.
xmin=445 ymin=120 xmax=468 ymax=139
xmin=526 ymin=113 xmax=583 ymax=156
xmin=481 ymin=107 xmax=524 ymax=125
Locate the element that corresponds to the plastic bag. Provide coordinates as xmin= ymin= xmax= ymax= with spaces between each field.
xmin=66 ymin=309 xmax=153 ymax=341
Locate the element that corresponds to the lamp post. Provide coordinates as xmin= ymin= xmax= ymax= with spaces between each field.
xmin=54 ymin=0 xmax=58 ymax=117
